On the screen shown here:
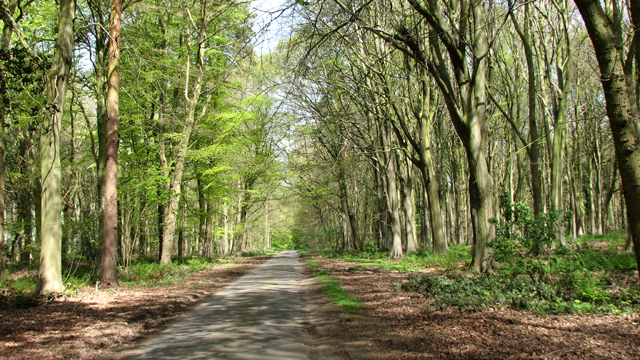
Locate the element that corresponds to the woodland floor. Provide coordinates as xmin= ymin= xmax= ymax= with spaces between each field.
xmin=303 ymin=254 xmax=640 ymax=360
xmin=1 ymin=253 xmax=639 ymax=359
xmin=0 ymin=256 xmax=271 ymax=359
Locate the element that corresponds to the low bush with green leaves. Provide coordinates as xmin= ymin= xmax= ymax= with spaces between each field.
xmin=401 ymin=196 xmax=639 ymax=314
xmin=403 ymin=268 xmax=639 ymax=314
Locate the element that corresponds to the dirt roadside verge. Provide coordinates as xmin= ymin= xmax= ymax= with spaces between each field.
xmin=0 ymin=256 xmax=270 ymax=360
xmin=302 ymin=254 xmax=640 ymax=360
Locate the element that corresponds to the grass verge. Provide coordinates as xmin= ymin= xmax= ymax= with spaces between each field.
xmin=314 ymin=269 xmax=363 ymax=312
xmin=119 ymin=258 xmax=231 ymax=287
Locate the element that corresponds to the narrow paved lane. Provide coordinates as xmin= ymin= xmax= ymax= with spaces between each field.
xmin=129 ymin=250 xmax=309 ymax=359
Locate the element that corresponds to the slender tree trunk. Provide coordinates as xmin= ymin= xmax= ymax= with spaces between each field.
xmin=221 ymin=202 xmax=229 ymax=255
xmin=203 ymin=200 xmax=213 ymax=257
xmin=100 ymin=0 xmax=122 ymax=286
xmin=589 ymin=159 xmax=597 ymax=234
xmin=160 ymin=17 xmax=207 ymax=264
xmin=38 ymin=0 xmax=75 ymax=294
xmin=264 ymin=198 xmax=270 ymax=250
xmin=421 ymin=187 xmax=431 ymax=249
xmin=197 ymin=177 xmax=205 ymax=255
xmin=0 ymin=0 xmax=18 ymax=278
xmin=403 ymin=159 xmax=418 ymax=253
xmin=418 ymin=93 xmax=446 ymax=254
xmin=338 ymin=168 xmax=362 ymax=251
xmin=603 ymin=161 xmax=618 ymax=231
xmin=178 ymin=218 xmax=184 ymax=260
xmin=374 ymin=163 xmax=389 ymax=250
xmin=380 ymin=122 xmax=403 ymax=259
xmin=509 ymin=1 xmax=544 ymax=217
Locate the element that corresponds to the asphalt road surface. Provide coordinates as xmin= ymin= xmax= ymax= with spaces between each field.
xmin=129 ymin=250 xmax=309 ymax=359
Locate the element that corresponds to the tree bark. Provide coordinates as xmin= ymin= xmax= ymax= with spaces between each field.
xmin=0 ymin=0 xmax=17 ymax=279
xmin=574 ymin=0 xmax=640 ymax=278
xmin=380 ymin=122 xmax=403 ymax=259
xmin=38 ymin=0 xmax=75 ymax=294
xmin=203 ymin=200 xmax=213 ymax=257
xmin=403 ymin=158 xmax=418 ymax=253
xmin=401 ymin=0 xmax=495 ymax=270
xmin=159 ymin=6 xmax=207 ymax=264
xmin=100 ymin=0 xmax=122 ymax=287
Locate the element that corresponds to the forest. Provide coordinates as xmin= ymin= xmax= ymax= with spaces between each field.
xmin=0 ymin=0 xmax=639 ymax=357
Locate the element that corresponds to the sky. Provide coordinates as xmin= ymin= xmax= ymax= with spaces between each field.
xmin=250 ymin=0 xmax=294 ymax=56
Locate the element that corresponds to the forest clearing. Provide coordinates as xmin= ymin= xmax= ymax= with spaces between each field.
xmin=1 ymin=0 xmax=640 ymax=358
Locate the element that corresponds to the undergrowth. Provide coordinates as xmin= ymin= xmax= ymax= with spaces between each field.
xmin=119 ymin=257 xmax=227 ymax=286
xmin=1 ymin=256 xmax=234 ymax=307
xmin=402 ymin=194 xmax=639 ymax=314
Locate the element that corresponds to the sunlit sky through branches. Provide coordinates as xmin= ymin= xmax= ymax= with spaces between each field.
xmin=251 ymin=0 xmax=294 ymax=56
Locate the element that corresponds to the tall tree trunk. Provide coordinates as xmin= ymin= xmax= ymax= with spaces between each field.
xmin=466 ymin=0 xmax=494 ymax=271
xmin=403 ymin=158 xmax=418 ymax=253
xmin=374 ymin=164 xmax=390 ymax=250
xmin=159 ymin=14 xmax=207 ymax=264
xmin=402 ymin=0 xmax=495 ymax=270
xmin=574 ymin=0 xmax=640 ymax=278
xmin=338 ymin=168 xmax=362 ymax=251
xmin=0 ymin=0 xmax=18 ymax=278
xmin=177 ymin=214 xmax=184 ymax=259
xmin=417 ymin=84 xmax=446 ymax=254
xmin=509 ymin=1 xmax=544 ymax=217
xmin=380 ymin=122 xmax=403 ymax=259
xmin=588 ymin=160 xmax=597 ymax=234
xmin=203 ymin=200 xmax=213 ymax=257
xmin=421 ymin=187 xmax=431 ymax=249
xmin=197 ymin=177 xmax=206 ymax=255
xmin=100 ymin=0 xmax=122 ymax=286
xmin=264 ymin=198 xmax=270 ymax=250
xmin=38 ymin=0 xmax=75 ymax=294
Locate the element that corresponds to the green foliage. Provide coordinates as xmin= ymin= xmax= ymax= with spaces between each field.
xmin=402 ymin=228 xmax=639 ymax=314
xmin=0 ymin=274 xmax=38 ymax=293
xmin=271 ymin=229 xmax=299 ymax=250
xmin=489 ymin=192 xmax=560 ymax=260
xmin=402 ymin=266 xmax=640 ymax=314
xmin=314 ymin=272 xmax=363 ymax=311
xmin=0 ymin=275 xmax=41 ymax=309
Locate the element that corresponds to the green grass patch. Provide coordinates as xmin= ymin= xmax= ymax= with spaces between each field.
xmin=315 ymin=272 xmax=363 ymax=311
xmin=0 ymin=274 xmax=38 ymax=293
xmin=306 ymin=259 xmax=319 ymax=269
xmin=241 ymin=248 xmax=280 ymax=257
xmin=0 ymin=275 xmax=41 ymax=309
xmin=119 ymin=257 xmax=226 ymax=287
